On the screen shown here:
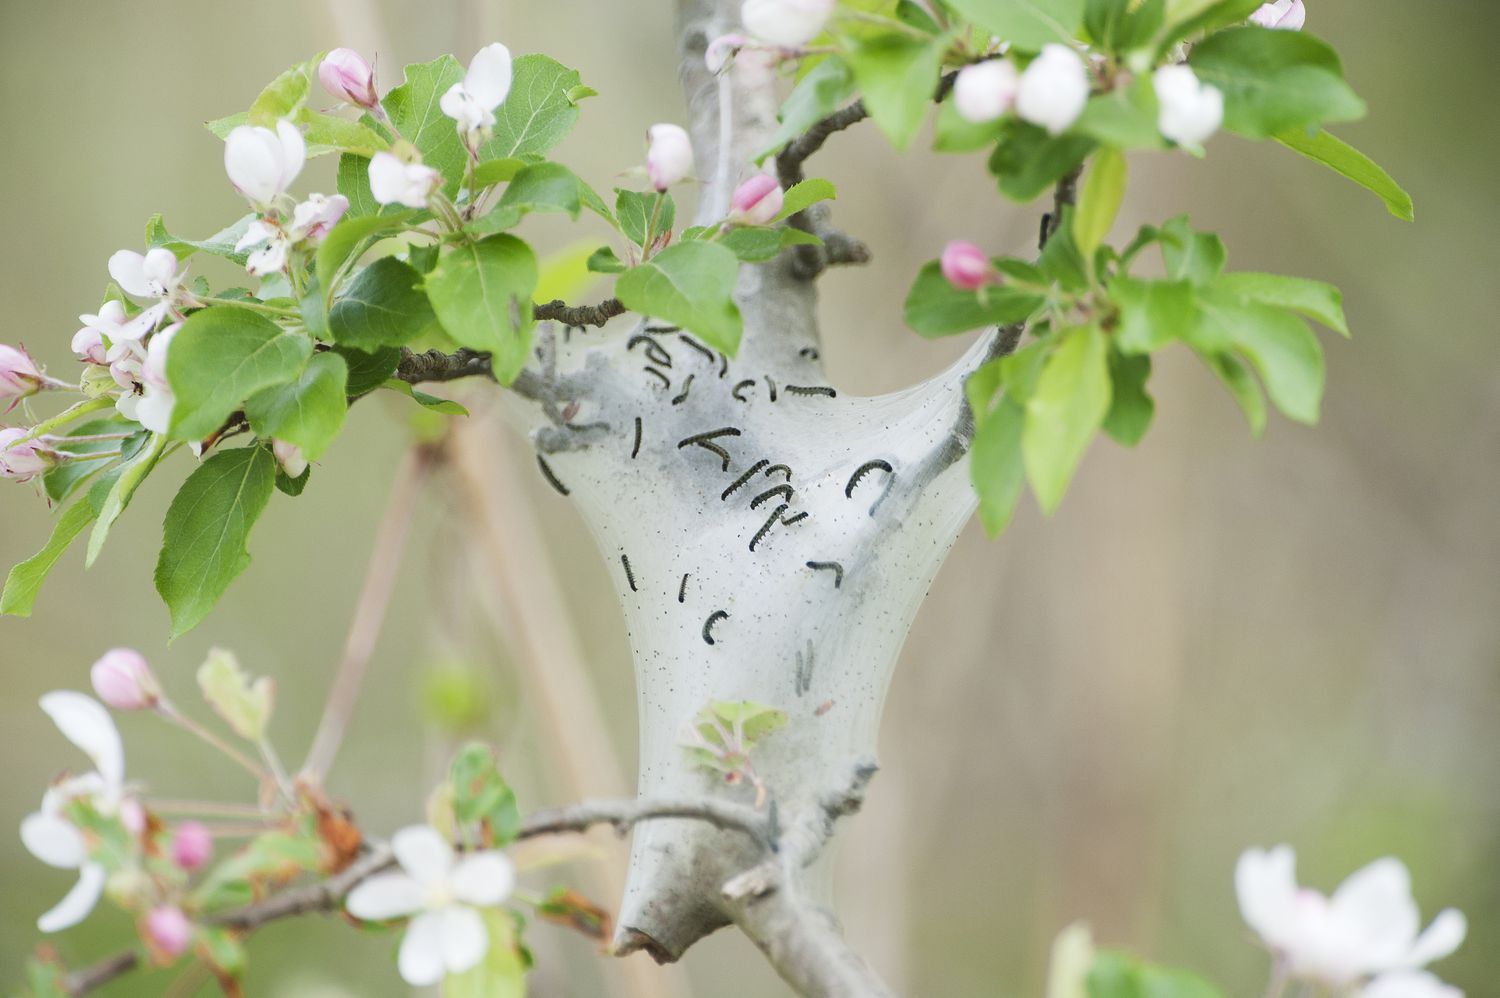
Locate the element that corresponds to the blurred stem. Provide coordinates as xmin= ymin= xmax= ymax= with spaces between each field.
xmin=300 ymin=444 xmax=436 ymax=782
xmin=155 ymin=700 xmax=272 ymax=790
xmin=148 ymin=799 xmax=270 ymax=818
xmin=1263 ymin=961 xmax=1290 ymax=998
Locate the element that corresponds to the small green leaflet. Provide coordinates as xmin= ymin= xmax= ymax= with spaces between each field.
xmin=314 ymin=209 xmax=416 ymax=296
xmin=615 ymin=242 xmax=744 ymax=355
xmin=155 ymin=446 xmax=278 ymax=639
xmin=1022 ymin=324 xmax=1111 ymax=514
xmin=147 ymin=213 xmax=256 ymax=266
xmin=86 ymin=434 xmax=168 ymax=568
xmin=773 ymin=178 xmax=837 ymax=222
xmin=1102 ymin=351 xmax=1155 ymax=446
xmin=846 ymin=34 xmax=943 ymax=150
xmin=1199 ymin=295 xmax=1325 ymax=424
xmin=449 ymin=742 xmax=522 ymax=844
xmin=904 ymin=261 xmax=1045 ymax=336
xmin=1213 ymin=271 xmax=1348 ymax=336
xmin=1 ymin=501 xmax=95 ymax=617
xmin=245 ymin=352 xmax=350 ymax=460
xmin=944 ymin=0 xmax=1085 ymax=51
xmin=1275 ymin=127 xmax=1413 ymax=221
xmin=759 ymin=58 xmax=854 ymax=160
xmin=615 ymin=190 xmax=675 ymax=248
xmin=970 ymin=397 xmax=1028 ymax=536
xmin=1073 ymin=146 xmax=1127 ymax=260
xmin=167 ymin=307 xmax=314 ymax=441
xmin=1087 ymin=949 xmax=1228 ymax=998
xmin=489 ymin=162 xmax=584 ymax=227
xmin=425 ymin=234 xmax=539 ymax=385
xmin=1111 ymin=276 xmax=1196 ymax=354
xmin=383 ymin=380 xmax=471 ymax=415
xmin=328 ymin=257 xmax=436 ymax=349
xmin=445 ymin=910 xmax=528 ymax=998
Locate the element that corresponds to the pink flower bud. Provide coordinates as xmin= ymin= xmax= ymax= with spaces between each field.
xmin=120 ymin=798 xmax=147 ymax=837
xmin=940 ymin=241 xmax=994 ymax=291
xmin=273 ymin=439 xmax=308 ymax=479
xmin=729 ymin=174 xmax=784 ymax=225
xmin=0 ymin=345 xmax=43 ymax=402
xmin=319 ymin=48 xmax=380 ymax=110
xmin=145 ymin=906 xmax=193 ymax=960
xmin=954 ymin=60 xmax=1020 ymax=124
xmin=172 ymin=821 xmax=213 ymax=871
xmin=0 ymin=427 xmax=50 ymax=482
xmin=91 ymin=648 xmax=162 ymax=711
xmin=1249 ymin=0 xmax=1305 ymax=29
xmin=71 ymin=327 xmax=108 ymax=366
xmin=646 ymin=124 xmax=694 ymax=192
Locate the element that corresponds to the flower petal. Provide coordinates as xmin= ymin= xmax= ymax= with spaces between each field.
xmin=107 ymin=251 xmax=150 ymax=298
xmin=39 ymin=692 xmax=124 ymax=789
xmin=224 ymin=126 xmax=282 ymax=205
xmin=274 ymin=119 xmax=306 ymax=191
xmin=1331 ymin=857 xmax=1421 ymax=964
xmin=440 ymin=905 xmax=491 ymax=974
xmin=1236 ymin=845 xmax=1300 ymax=945
xmin=449 ymin=851 xmax=516 ymax=908
xmin=397 ymin=910 xmax=447 ymax=986
xmin=464 ymin=43 xmax=513 ymax=110
xmin=37 ymin=862 xmax=106 ymax=933
xmin=1405 ymin=909 xmax=1466 ymax=968
xmin=392 ymin=825 xmax=454 ymax=887
xmin=345 ymin=872 xmax=426 ymax=921
xmin=21 ymin=812 xmax=86 ymax=869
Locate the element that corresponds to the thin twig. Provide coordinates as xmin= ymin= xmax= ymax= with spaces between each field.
xmin=300 ymin=446 xmax=437 ymax=781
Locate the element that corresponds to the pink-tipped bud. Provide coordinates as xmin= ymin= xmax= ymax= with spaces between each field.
xmin=273 ymin=439 xmax=308 ymax=479
xmin=90 ymin=648 xmax=162 ymax=711
xmin=0 ymin=345 xmax=43 ymax=402
xmin=940 ymin=241 xmax=994 ymax=291
xmin=319 ymin=48 xmax=381 ymax=110
xmin=145 ymin=906 xmax=193 ymax=960
xmin=172 ymin=821 xmax=213 ymax=871
xmin=729 ymin=174 xmax=784 ymax=226
xmin=0 ymin=427 xmax=50 ymax=482
xmin=646 ymin=124 xmax=694 ymax=192
xmin=1249 ymin=0 xmax=1305 ymax=30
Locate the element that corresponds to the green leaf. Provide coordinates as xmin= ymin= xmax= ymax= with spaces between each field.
xmin=1023 ymin=324 xmax=1111 ymax=513
xmin=695 ymin=701 xmax=788 ymax=752
xmin=445 ymin=909 xmax=528 ymax=998
xmin=473 ymin=157 xmax=527 ymax=189
xmin=904 ymin=261 xmax=1045 ymax=336
xmin=314 ymin=209 xmax=416 ymax=295
xmin=86 ymin=434 xmax=167 ymax=568
xmin=934 ymin=98 xmax=1009 ymax=153
xmin=1160 ymin=0 xmax=1264 ymax=51
xmin=328 ymin=257 xmax=436 ymax=349
xmin=1074 ymin=78 xmax=1165 ymax=149
xmin=1111 ymin=276 xmax=1196 ymax=353
xmin=1200 ymin=297 xmax=1325 ymax=423
xmin=193 ymin=828 xmax=321 ymax=913
xmin=1087 ymin=949 xmax=1228 ymax=998
xmin=1188 ymin=26 xmax=1366 ymax=138
xmin=846 ymin=34 xmax=943 ymax=149
xmin=167 ymin=307 xmax=313 ymax=440
xmin=759 ymin=58 xmax=855 ymax=159
xmin=1160 ymin=216 xmax=1226 ymax=286
xmin=1 ymin=501 xmax=95 ymax=617
xmin=196 ymin=647 xmax=273 ymax=742
xmin=587 ymin=245 xmax=627 ymax=273
xmin=336 ymin=153 xmax=381 ymax=218
xmin=1085 ymin=0 xmax=1165 ymax=54
xmin=155 ymin=447 xmax=277 ymax=638
xmin=383 ymin=380 xmax=471 ymax=416
xmin=338 ymin=345 xmax=403 ymax=395
xmin=774 ymin=178 xmax=837 ymax=221
xmin=945 ymin=0 xmax=1085 ymax=50
xmin=990 ymin=124 xmax=1096 ymax=202
xmin=719 ymin=226 xmax=821 ymax=263
xmin=971 ymin=397 xmax=1027 ymax=536
xmin=245 ymin=353 xmax=349 ymax=460
xmin=1213 ymin=271 xmax=1348 ymax=335
xmin=449 ymin=742 xmax=522 ymax=844
xmin=148 ymin=214 xmax=257 ymax=266
xmin=43 ymin=418 xmax=146 ymax=505
xmin=493 ymin=161 xmax=584 ymax=222
xmin=425 ymin=235 xmax=539 ymax=385
xmin=383 ymin=56 xmax=468 ymax=191
xmin=1073 ymin=146 xmax=1127 ymax=260
xmin=1102 ymin=351 xmax=1154 ymax=445
xmin=1201 ymin=349 xmax=1266 ymax=436
xmin=1275 ymin=127 xmax=1413 ymax=221
xmin=615 ymin=242 xmax=744 ymax=355
xmin=482 ymin=55 xmax=586 ymax=160
xmin=297 ymin=109 xmax=388 ymax=158
xmin=248 ymin=60 xmax=315 ymax=126
xmin=276 ymin=464 xmax=311 ymax=497
xmin=615 ymin=190 xmax=676 ymax=248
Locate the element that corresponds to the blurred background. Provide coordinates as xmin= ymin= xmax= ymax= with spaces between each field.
xmin=1 ymin=0 xmax=1494 ymax=994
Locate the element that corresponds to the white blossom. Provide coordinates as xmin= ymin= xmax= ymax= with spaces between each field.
xmin=440 ymin=43 xmax=514 ymax=152
xmin=1251 ymin=0 xmax=1306 ymax=30
xmin=1237 ymin=846 xmax=1467 ymax=988
xmin=1015 ymin=45 xmax=1090 ymax=136
xmin=1153 ymin=65 xmax=1224 ymax=147
xmin=954 ymin=60 xmax=1020 ymax=124
xmin=106 ymin=248 xmax=182 ymax=340
xmin=134 ymin=323 xmax=179 ymax=435
xmin=19 ymin=692 xmax=140 ymax=933
xmin=345 ymin=825 xmax=515 ymax=985
xmin=646 ymin=124 xmax=694 ymax=191
xmin=224 ymin=119 xmax=306 ymax=207
xmin=1361 ymin=971 xmax=1463 ymax=998
xmin=235 ymin=219 xmax=292 ymax=278
xmin=369 ymin=152 xmax=442 ymax=209
xmin=741 ymin=0 xmax=835 ymax=48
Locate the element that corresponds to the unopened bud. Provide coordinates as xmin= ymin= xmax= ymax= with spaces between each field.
xmin=729 ymin=174 xmax=784 ymax=225
xmin=0 ymin=427 xmax=50 ymax=482
xmin=319 ymin=48 xmax=381 ymax=110
xmin=273 ymin=439 xmax=308 ymax=479
xmin=145 ymin=905 xmax=193 ymax=960
xmin=954 ymin=60 xmax=1020 ymax=124
xmin=172 ymin=821 xmax=213 ymax=871
xmin=90 ymin=648 xmax=162 ymax=711
xmin=1015 ymin=45 xmax=1090 ymax=136
xmin=940 ymin=241 xmax=995 ymax=291
xmin=646 ymin=124 xmax=694 ymax=192
xmin=1250 ymin=0 xmax=1305 ymax=30
xmin=0 ymin=345 xmax=43 ymax=403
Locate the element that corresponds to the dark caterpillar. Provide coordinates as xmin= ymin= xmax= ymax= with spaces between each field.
xmin=643 ymin=365 xmax=670 ymax=389
xmin=671 ymin=373 xmax=695 ymax=405
xmin=631 ymin=416 xmax=642 ymax=459
xmin=750 ymin=484 xmax=795 ymax=510
xmin=678 ymin=573 xmax=689 ymax=604
xmin=763 ymin=464 xmax=792 ymax=482
xmin=765 ymin=375 xmax=778 ymax=402
xmin=702 ymin=610 xmax=729 ymax=645
xmin=627 ymin=333 xmax=673 ymax=368
xmin=678 ymin=427 xmax=742 ymax=472
xmin=785 ymin=385 xmax=837 ymax=398
xmin=620 ymin=553 xmax=638 ymax=593
xmin=845 ymin=459 xmax=893 ymax=498
xmin=732 ymin=379 xmax=757 ymax=402
xmin=806 ymin=561 xmax=844 ymax=588
xmin=780 ymin=510 xmax=809 ymax=526
xmin=677 ymin=334 xmax=716 ymax=365
xmin=536 ymin=455 xmax=569 ymax=496
xmin=722 ymin=459 xmax=770 ymax=501
xmin=750 ymin=503 xmax=789 ymax=552
xmin=799 ymin=346 xmax=820 ymax=360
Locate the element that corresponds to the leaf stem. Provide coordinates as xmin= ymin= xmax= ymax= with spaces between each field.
xmin=194 ymin=296 xmax=300 ymax=318
xmin=155 ymin=700 xmax=271 ymax=788
xmin=13 ymin=397 xmax=115 ymax=445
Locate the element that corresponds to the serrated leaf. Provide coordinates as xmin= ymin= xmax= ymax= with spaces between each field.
xmin=383 ymin=379 xmax=471 ymax=415
xmin=904 ymin=260 xmax=1045 ymax=336
xmin=383 ymin=56 xmax=468 ymax=192
xmin=167 ymin=307 xmax=314 ymax=440
xmin=1111 ymin=276 xmax=1196 ymax=353
xmin=315 ymin=209 xmax=416 ymax=295
xmin=1200 ymin=348 xmax=1266 ymax=436
xmin=1200 ymin=296 xmax=1324 ymax=423
xmin=328 ymin=257 xmax=436 ymax=349
xmin=615 ymin=190 xmax=675 ymax=248
xmin=990 ymin=124 xmax=1097 ymax=202
xmin=1189 ymin=26 xmax=1365 ymax=139
xmin=1023 ymin=324 xmax=1111 ymax=513
xmin=425 ymin=234 xmax=539 ymax=385
xmin=493 ymin=161 xmax=584 ymax=222
xmin=196 ymin=647 xmax=273 ymax=742
xmin=245 ymin=353 xmax=349 ymax=459
xmin=1 ymin=501 xmax=95 ymax=617
xmin=615 ymin=242 xmax=743 ymax=354
xmin=155 ymin=447 xmax=277 ymax=638
xmin=482 ymin=55 xmax=585 ymax=160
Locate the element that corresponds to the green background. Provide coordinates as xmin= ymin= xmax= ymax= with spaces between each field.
xmin=1 ymin=1 xmax=1494 ymax=994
